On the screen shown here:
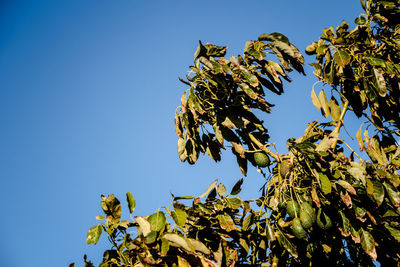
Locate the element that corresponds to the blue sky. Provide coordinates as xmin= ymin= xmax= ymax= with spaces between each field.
xmin=0 ymin=1 xmax=364 ymax=266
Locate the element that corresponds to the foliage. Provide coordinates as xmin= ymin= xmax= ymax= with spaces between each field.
xmin=74 ymin=1 xmax=400 ymax=266
xmin=175 ymin=33 xmax=304 ymax=175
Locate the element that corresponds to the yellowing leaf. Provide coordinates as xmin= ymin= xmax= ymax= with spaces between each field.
xmin=86 ymin=224 xmax=102 ymax=245
xmin=199 ymin=179 xmax=218 ymax=198
xmin=135 ymin=216 xmax=152 ymax=237
xmin=318 ymin=90 xmax=330 ymax=117
xmin=333 ymin=50 xmax=351 ymax=67
xmin=311 ymin=89 xmax=321 ymax=110
xmin=163 ymin=233 xmax=193 ymax=252
xmin=329 ymin=97 xmax=341 ymax=122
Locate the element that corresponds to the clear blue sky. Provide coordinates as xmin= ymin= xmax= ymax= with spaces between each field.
xmin=0 ymin=1 xmax=363 ymax=266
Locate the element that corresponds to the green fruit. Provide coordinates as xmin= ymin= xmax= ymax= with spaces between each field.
xmin=286 ymin=200 xmax=300 ymax=218
xmin=254 ymin=152 xmax=270 ymax=168
xmin=279 ymin=160 xmax=290 ymax=178
xmin=291 ymin=218 xmax=307 ymax=239
xmin=300 ymin=210 xmax=313 ymax=229
xmin=317 ymin=209 xmax=332 ymax=230
xmin=301 ymin=202 xmax=316 ymax=223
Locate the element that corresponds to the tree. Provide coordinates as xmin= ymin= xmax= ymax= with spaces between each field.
xmin=73 ymin=1 xmax=400 ymax=266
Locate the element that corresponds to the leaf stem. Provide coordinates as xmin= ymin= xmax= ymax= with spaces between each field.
xmin=248 ymin=133 xmax=280 ymax=161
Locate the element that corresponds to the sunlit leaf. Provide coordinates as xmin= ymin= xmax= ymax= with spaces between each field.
xmin=385 ymin=224 xmax=400 ymax=243
xmin=360 ymin=228 xmax=377 ymax=260
xmin=148 ymin=211 xmax=166 ymax=232
xmin=311 ymin=89 xmax=321 ymax=110
xmin=163 ymin=233 xmax=193 ymax=252
xmin=318 ymin=90 xmax=330 ymax=117
xmin=126 ymin=192 xmax=136 ymax=214
xmin=199 ymin=179 xmax=218 ymax=198
xmin=86 ymin=225 xmax=102 ymax=245
xmin=333 ymin=50 xmax=351 ymax=67
xmin=217 ymin=213 xmax=236 ymax=232
xmin=383 ymin=182 xmax=400 ymax=207
xmin=187 ymin=238 xmax=211 ymax=254
xmin=171 ymin=208 xmax=187 ymax=227
xmin=135 ymin=216 xmax=152 ymax=237
xmin=329 ymin=97 xmax=341 ymax=122
xmin=277 ymin=230 xmax=298 ymax=258
xmin=319 ymin=173 xmax=332 ymax=194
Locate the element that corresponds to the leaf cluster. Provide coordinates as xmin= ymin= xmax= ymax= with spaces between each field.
xmin=175 ymin=33 xmax=304 ymax=175
xmin=76 ymin=1 xmax=400 ymax=266
xmin=306 ymin=0 xmax=400 ymax=132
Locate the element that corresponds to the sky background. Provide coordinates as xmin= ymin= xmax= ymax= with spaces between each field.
xmin=0 ymin=1 xmax=364 ymax=266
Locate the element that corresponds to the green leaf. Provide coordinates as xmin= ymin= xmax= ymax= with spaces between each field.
xmin=241 ymin=68 xmax=259 ymax=87
xmin=355 ymin=16 xmax=367 ymax=25
xmin=272 ymin=41 xmax=295 ymax=57
xmin=189 ymin=87 xmax=202 ymax=111
xmin=161 ymin=238 xmax=170 ymax=256
xmin=101 ymin=194 xmax=121 ymax=221
xmin=383 ymin=182 xmax=400 ymax=207
xmin=319 ymin=173 xmax=332 ymax=194
xmin=163 ymin=233 xmax=193 ymax=252
xmin=336 ymin=180 xmax=356 ymax=195
xmin=356 ymin=126 xmax=365 ymax=151
xmin=316 ymin=136 xmax=336 ymax=152
xmin=258 ymin=32 xmax=290 ymax=44
xmin=382 ymin=209 xmax=399 ymax=218
xmin=348 ymin=162 xmax=366 ymax=185
xmin=311 ymin=89 xmax=321 ymax=110
xmin=180 ymin=91 xmax=187 ymax=107
xmin=204 ymin=43 xmax=227 ymax=57
xmin=324 ymin=61 xmax=335 ymax=85
xmin=385 ymin=224 xmax=400 ymax=243
xmin=213 ymin=124 xmax=224 ymax=145
xmin=135 ymin=216 xmax=152 ymax=237
xmin=225 ymin=196 xmax=242 ymax=209
xmin=86 ymin=225 xmax=102 ymax=245
xmin=95 ymin=215 xmax=105 ymax=220
xmin=318 ymin=90 xmax=330 ymax=117
xmin=187 ymin=238 xmax=211 ymax=254
xmin=339 ymin=211 xmax=350 ymax=236
xmin=126 ymin=192 xmax=136 ymax=214
xmin=373 ymin=68 xmax=386 ymax=97
xmin=242 ymin=213 xmax=253 ymax=231
xmin=266 ymin=221 xmax=276 ymax=241
xmin=230 ymin=178 xmax=243 ymax=195
xmin=199 ymin=179 xmax=218 ymax=198
xmin=217 ymin=213 xmax=236 ymax=232
xmin=173 ymin=195 xmax=194 ymax=201
xmin=329 ymin=97 xmax=341 ymax=122
xmin=277 ymin=230 xmax=298 ymax=258
xmin=360 ymin=228 xmax=377 ymax=260
xmin=194 ymin=41 xmax=206 ymax=60
xmin=334 ymin=50 xmax=351 ymax=67
xmin=371 ymin=180 xmax=385 ymax=206
xmin=239 ymin=82 xmax=258 ymax=100
xmin=365 ymin=56 xmax=386 ymax=67
xmin=217 ymin=183 xmax=226 ymax=197
xmin=148 ymin=211 xmax=166 ymax=232
xmin=171 ymin=208 xmax=187 ymax=227
xmin=239 ymin=238 xmax=249 ymax=253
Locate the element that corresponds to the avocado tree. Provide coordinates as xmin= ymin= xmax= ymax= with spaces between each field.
xmin=74 ymin=1 xmax=400 ymax=266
